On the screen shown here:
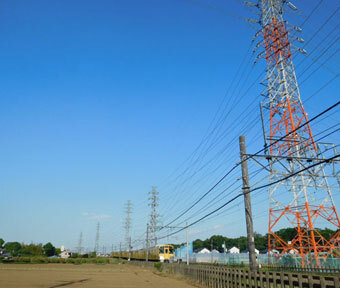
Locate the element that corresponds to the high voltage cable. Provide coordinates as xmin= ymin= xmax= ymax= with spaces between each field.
xmin=159 ymin=100 xmax=340 ymax=230
xmin=161 ymin=0 xmax=337 ymax=201
xmin=161 ymin=98 xmax=335 ymax=228
xmin=157 ymin=42 xmax=256 ymax=206
xmin=164 ymin=113 xmax=261 ymax=214
xmin=158 ymin=10 xmax=336 ymax=214
xmin=132 ymin=3 xmax=340 ymax=241
xmin=134 ymin=121 xmax=340 ymax=246
xmin=158 ymin=61 xmax=260 ymax=213
xmin=300 ymin=5 xmax=340 ymax=50
xmin=162 ymin=69 xmax=263 ymax=202
xmin=171 ymin=124 xmax=340 ymax=229
xmin=154 ymin=2 xmax=340 ymax=244
xmin=157 ymin=11 xmax=332 ymax=216
xmin=165 ymin=41 xmax=338 ymax=213
xmin=158 ymin=62 xmax=338 ymax=237
xmin=158 ymin=152 xmax=340 ymax=240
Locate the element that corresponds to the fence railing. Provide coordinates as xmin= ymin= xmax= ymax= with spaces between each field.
xmin=262 ymin=264 xmax=340 ymax=274
xmin=131 ymin=262 xmax=340 ymax=288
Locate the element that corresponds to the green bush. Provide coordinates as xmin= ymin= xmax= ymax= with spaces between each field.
xmin=65 ymin=258 xmax=75 ymax=264
xmin=31 ymin=257 xmax=48 ymax=264
xmin=49 ymin=257 xmax=67 ymax=264
xmin=154 ymin=263 xmax=163 ymax=272
xmin=16 ymin=257 xmax=31 ymax=263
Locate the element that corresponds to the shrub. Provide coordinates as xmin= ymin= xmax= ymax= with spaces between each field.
xmin=31 ymin=257 xmax=48 ymax=264
xmin=154 ymin=263 xmax=163 ymax=272
xmin=16 ymin=257 xmax=31 ymax=263
xmin=66 ymin=258 xmax=76 ymax=264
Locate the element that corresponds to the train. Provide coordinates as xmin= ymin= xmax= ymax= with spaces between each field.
xmin=112 ymin=244 xmax=175 ymax=262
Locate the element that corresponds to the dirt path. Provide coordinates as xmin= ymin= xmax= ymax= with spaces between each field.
xmin=0 ymin=263 xmax=197 ymax=288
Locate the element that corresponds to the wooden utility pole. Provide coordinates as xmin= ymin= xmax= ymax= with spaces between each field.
xmin=239 ymin=135 xmax=256 ymax=271
xmin=223 ymin=241 xmax=226 ymax=264
xmin=186 ymin=222 xmax=189 ymax=265
xmin=146 ymin=224 xmax=150 ymax=262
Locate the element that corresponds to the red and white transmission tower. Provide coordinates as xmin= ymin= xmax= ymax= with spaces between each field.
xmin=247 ymin=0 xmax=340 ymax=267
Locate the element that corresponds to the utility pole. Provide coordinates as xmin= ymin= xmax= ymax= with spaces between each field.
xmin=244 ymin=0 xmax=340 ymax=267
xmin=148 ymin=187 xmax=159 ymax=247
xmin=210 ymin=240 xmax=213 ymax=264
xmin=186 ymin=222 xmax=189 ymax=266
xmin=95 ymin=222 xmax=100 ymax=254
xmin=124 ymin=200 xmax=132 ymax=259
xmin=239 ymin=135 xmax=256 ymax=271
xmin=119 ymin=242 xmax=122 ymax=258
xmin=77 ymin=232 xmax=83 ymax=254
xmin=146 ymin=223 xmax=150 ymax=262
xmin=223 ymin=241 xmax=226 ymax=265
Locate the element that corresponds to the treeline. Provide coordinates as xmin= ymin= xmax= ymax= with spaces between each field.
xmin=192 ymin=228 xmax=338 ymax=253
xmin=0 ymin=238 xmax=57 ymax=257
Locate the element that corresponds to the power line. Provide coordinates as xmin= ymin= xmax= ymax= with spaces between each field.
xmin=159 ymin=100 xmax=340 ymax=229
xmin=158 ymin=152 xmax=340 ymax=240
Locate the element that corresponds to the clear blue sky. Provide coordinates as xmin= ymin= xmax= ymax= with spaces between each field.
xmin=0 ymin=0 xmax=339 ymax=251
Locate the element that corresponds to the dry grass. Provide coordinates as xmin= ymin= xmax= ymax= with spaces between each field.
xmin=0 ymin=263 xmax=197 ymax=288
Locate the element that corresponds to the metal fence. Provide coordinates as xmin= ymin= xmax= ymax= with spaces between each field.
xmin=187 ymin=252 xmax=340 ymax=269
xmin=131 ymin=261 xmax=340 ymax=288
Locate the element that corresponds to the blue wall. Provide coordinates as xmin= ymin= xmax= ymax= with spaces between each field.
xmin=175 ymin=242 xmax=193 ymax=261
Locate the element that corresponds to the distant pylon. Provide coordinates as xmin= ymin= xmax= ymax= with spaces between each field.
xmin=249 ymin=0 xmax=340 ymax=267
xmin=124 ymin=200 xmax=132 ymax=253
xmin=94 ymin=222 xmax=100 ymax=253
xmin=148 ymin=186 xmax=160 ymax=247
xmin=77 ymin=232 xmax=83 ymax=254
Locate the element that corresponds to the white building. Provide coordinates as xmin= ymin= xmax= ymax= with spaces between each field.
xmin=60 ymin=251 xmax=72 ymax=259
xmin=198 ymin=248 xmax=210 ymax=254
xmin=229 ymin=247 xmax=240 ymax=254
xmin=59 ymin=246 xmax=72 ymax=259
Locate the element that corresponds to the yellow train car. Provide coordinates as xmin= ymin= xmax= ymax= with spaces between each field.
xmin=112 ymin=244 xmax=174 ymax=262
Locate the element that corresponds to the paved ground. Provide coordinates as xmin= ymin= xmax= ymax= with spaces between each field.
xmin=0 ymin=263 xmax=197 ymax=288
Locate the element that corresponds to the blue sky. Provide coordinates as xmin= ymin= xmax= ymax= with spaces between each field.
xmin=0 ymin=0 xmax=339 ymax=252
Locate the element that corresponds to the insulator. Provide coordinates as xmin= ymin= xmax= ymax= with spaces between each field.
xmin=296 ymin=37 xmax=305 ymax=43
xmin=287 ymin=2 xmax=297 ymax=11
xmin=244 ymin=1 xmax=257 ymax=7
xmin=293 ymin=26 xmax=302 ymax=32
xmin=298 ymin=48 xmax=307 ymax=54
xmin=255 ymin=30 xmax=262 ymax=37
xmin=247 ymin=18 xmax=259 ymax=24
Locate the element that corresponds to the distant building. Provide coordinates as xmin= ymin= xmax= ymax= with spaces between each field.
xmin=59 ymin=246 xmax=72 ymax=259
xmin=0 ymin=249 xmax=12 ymax=260
xmin=228 ymin=247 xmax=240 ymax=254
xmin=245 ymin=248 xmax=260 ymax=255
xmin=198 ymin=248 xmax=210 ymax=254
xmin=211 ymin=249 xmax=220 ymax=254
xmin=60 ymin=250 xmax=72 ymax=259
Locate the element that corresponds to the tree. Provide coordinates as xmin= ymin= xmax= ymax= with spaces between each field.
xmin=55 ymin=248 xmax=61 ymax=255
xmin=43 ymin=242 xmax=56 ymax=257
xmin=0 ymin=238 xmax=4 ymax=249
xmin=4 ymin=242 xmax=21 ymax=256
xmin=21 ymin=243 xmax=43 ymax=256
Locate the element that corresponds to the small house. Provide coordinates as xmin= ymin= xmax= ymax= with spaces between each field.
xmin=198 ymin=248 xmax=210 ymax=254
xmin=229 ymin=247 xmax=240 ymax=254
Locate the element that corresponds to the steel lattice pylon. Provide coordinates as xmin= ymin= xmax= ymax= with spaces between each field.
xmin=250 ymin=0 xmax=340 ymax=267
